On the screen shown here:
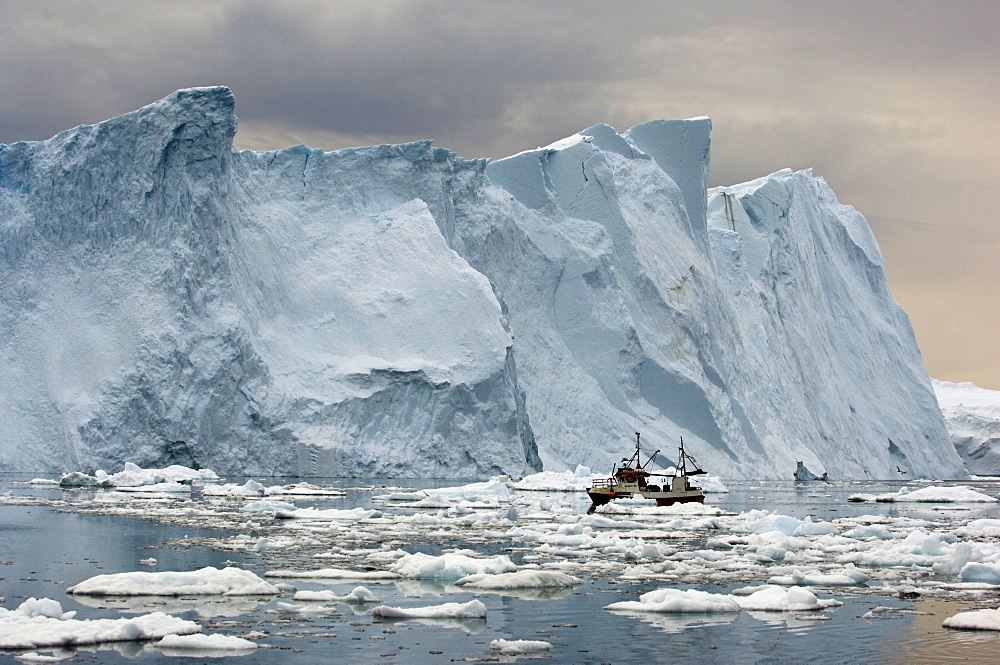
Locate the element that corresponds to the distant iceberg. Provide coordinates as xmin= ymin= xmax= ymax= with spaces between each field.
xmin=934 ymin=379 xmax=1000 ymax=476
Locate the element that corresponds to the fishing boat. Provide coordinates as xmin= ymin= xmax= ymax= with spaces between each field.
xmin=587 ymin=432 xmax=706 ymax=514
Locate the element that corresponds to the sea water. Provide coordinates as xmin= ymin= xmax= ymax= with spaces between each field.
xmin=2 ymin=477 xmax=1000 ymax=664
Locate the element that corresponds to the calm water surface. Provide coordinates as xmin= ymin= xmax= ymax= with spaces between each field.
xmin=3 ymin=476 xmax=1000 ymax=664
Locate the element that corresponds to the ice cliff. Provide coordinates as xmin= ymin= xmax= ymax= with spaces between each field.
xmin=934 ymin=380 xmax=1000 ymax=476
xmin=0 ymin=87 xmax=966 ymax=479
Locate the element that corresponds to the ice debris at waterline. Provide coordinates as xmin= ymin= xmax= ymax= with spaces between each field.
xmin=20 ymin=474 xmax=1000 ymax=603
xmin=7 ymin=476 xmax=1000 ymax=658
xmin=848 ymin=485 xmax=999 ymax=503
xmin=0 ymin=86 xmax=962 ymax=480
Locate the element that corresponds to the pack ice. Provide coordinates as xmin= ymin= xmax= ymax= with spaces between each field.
xmin=0 ymin=87 xmax=963 ymax=480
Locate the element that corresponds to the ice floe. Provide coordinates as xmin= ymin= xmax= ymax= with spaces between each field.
xmin=265 ymin=568 xmax=401 ymax=580
xmin=390 ymin=551 xmax=518 ymax=579
xmin=605 ymin=588 xmax=741 ymax=613
xmin=67 ymin=567 xmax=281 ymax=596
xmin=274 ymin=507 xmax=381 ymax=521
xmin=942 ymin=607 xmax=1000 ymax=631
xmin=454 ymin=570 xmax=582 ymax=589
xmin=156 ymin=633 xmax=257 ymax=651
xmin=849 ymin=485 xmax=998 ymax=503
xmin=489 ymin=638 xmax=553 ymax=654
xmin=292 ymin=586 xmax=381 ymax=603
xmin=0 ymin=598 xmax=200 ymax=649
xmin=371 ymin=599 xmax=488 ymax=619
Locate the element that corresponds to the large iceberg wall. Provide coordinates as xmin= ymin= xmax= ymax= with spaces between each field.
xmin=0 ymin=87 xmax=538 ymax=478
xmin=0 ymin=86 xmax=965 ymax=479
xmin=454 ymin=125 xmax=962 ymax=479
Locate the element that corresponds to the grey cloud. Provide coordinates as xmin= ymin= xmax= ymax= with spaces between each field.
xmin=2 ymin=0 xmax=998 ymax=387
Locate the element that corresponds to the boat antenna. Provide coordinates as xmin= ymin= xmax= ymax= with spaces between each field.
xmin=629 ymin=431 xmax=641 ymax=468
xmin=678 ymin=436 xmax=707 ymax=476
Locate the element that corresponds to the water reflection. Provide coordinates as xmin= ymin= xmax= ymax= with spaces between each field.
xmin=373 ymin=615 xmax=488 ymax=633
xmin=69 ymin=594 xmax=272 ymax=618
xmin=883 ymin=599 xmax=1000 ymax=663
xmin=605 ymin=609 xmax=738 ymax=634
xmin=155 ymin=644 xmax=258 ymax=659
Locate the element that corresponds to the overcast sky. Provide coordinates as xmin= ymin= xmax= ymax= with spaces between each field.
xmin=2 ymin=0 xmax=997 ymax=388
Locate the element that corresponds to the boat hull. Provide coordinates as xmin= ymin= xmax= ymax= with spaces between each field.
xmin=586 ymin=487 xmax=704 ymax=511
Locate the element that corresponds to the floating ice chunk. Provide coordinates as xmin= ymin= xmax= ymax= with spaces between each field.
xmin=114 ymin=482 xmax=191 ymax=494
xmin=109 ymin=463 xmax=219 ymax=487
xmin=455 ymin=570 xmax=582 ymax=589
xmin=735 ymin=585 xmax=842 ymax=611
xmin=956 ymin=519 xmax=1000 ymax=538
xmin=579 ymin=514 xmax=647 ymax=529
xmin=341 ymin=586 xmax=381 ymax=603
xmin=748 ymin=514 xmax=803 ymax=535
xmin=943 ymin=607 xmax=1000 ymax=631
xmin=959 ymin=562 xmax=1000 ymax=584
xmin=605 ymin=588 xmax=741 ymax=613
xmin=241 ymin=499 xmax=297 ymax=513
xmin=510 ymin=467 xmax=597 ymax=492
xmin=792 ymin=516 xmax=838 ymax=536
xmin=67 ymin=567 xmax=281 ymax=596
xmin=390 ymin=550 xmax=517 ymax=579
xmin=699 ymin=476 xmax=730 ymax=493
xmin=371 ymin=599 xmax=487 ymax=619
xmin=844 ymin=524 xmax=893 ymax=539
xmin=0 ymin=599 xmax=200 ymax=649
xmin=408 ymin=496 xmax=453 ymax=509
xmin=11 ymin=598 xmax=76 ymax=621
xmin=854 ymin=486 xmax=998 ymax=503
xmin=766 ymin=565 xmax=868 ymax=586
xmin=58 ymin=472 xmax=113 ymax=488
xmin=274 ymin=601 xmax=334 ymax=614
xmin=157 ymin=633 xmax=257 ymax=650
xmin=489 ymin=638 xmax=553 ymax=654
xmin=201 ymin=480 xmax=266 ymax=497
xmin=378 ymin=491 xmax=428 ymax=502
xmin=598 ymin=499 xmax=722 ymax=516
xmin=894 ymin=486 xmax=998 ymax=502
xmin=292 ymin=590 xmax=339 ymax=601
xmin=837 ymin=528 xmax=956 ymax=568
xmin=274 ymin=507 xmax=381 ymax=520
xmin=419 ymin=478 xmax=512 ymax=501
xmin=292 ymin=586 xmax=381 ymax=603
xmin=265 ymin=568 xmax=401 ymax=580
xmin=27 ymin=478 xmax=59 ymax=486
xmin=933 ymin=542 xmax=984 ymax=577
xmin=263 ymin=482 xmax=346 ymax=496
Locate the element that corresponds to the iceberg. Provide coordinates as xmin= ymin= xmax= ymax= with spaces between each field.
xmin=934 ymin=380 xmax=1000 ymax=476
xmin=0 ymin=86 xmax=964 ymax=480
